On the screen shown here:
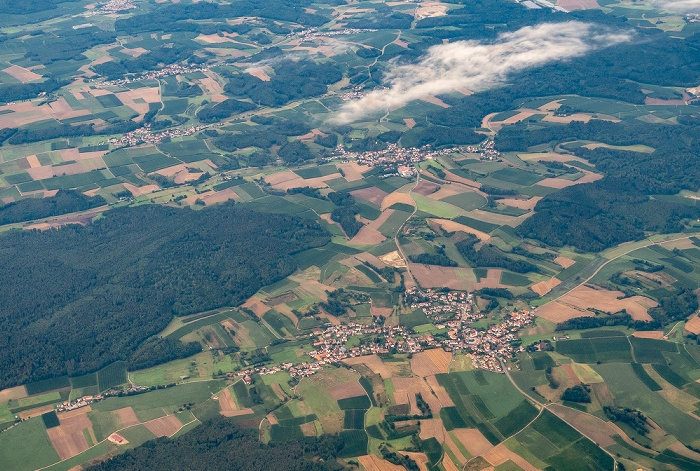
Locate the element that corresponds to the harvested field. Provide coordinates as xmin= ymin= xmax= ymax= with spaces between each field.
xmin=123 ymin=183 xmax=159 ymax=197
xmin=497 ymin=197 xmax=541 ymax=211
xmin=411 ymin=349 xmax=451 ymax=377
xmin=475 ymin=269 xmax=504 ymax=289
xmin=442 ymin=455 xmax=460 ymax=471
xmin=562 ymin=364 xmax=581 ymax=384
xmin=381 ymin=191 xmax=415 ymax=211
xmin=427 ymin=185 xmax=463 ymax=201
xmin=379 ymin=250 xmax=406 ymax=268
xmin=425 ymin=375 xmax=454 ymax=407
xmin=26 ymin=155 xmax=41 ymax=168
xmin=144 ymin=415 xmax=182 ymax=437
xmin=336 ymin=162 xmax=370 ymax=182
xmin=418 ymin=418 xmax=445 ymax=442
xmin=632 ymin=330 xmax=665 ymax=339
xmin=531 ymin=277 xmax=561 ymax=296
xmin=115 ymin=407 xmax=140 ymax=428
xmin=350 ymin=186 xmax=388 ymax=206
xmin=218 ymin=387 xmax=239 ymax=417
xmin=350 ymin=209 xmax=394 ymax=245
xmin=534 ymin=301 xmax=592 ymax=323
xmin=353 ymin=252 xmax=387 ymax=269
xmin=491 ymin=110 xmax=537 ymax=125
xmin=555 ymin=256 xmax=576 ymax=269
xmin=371 ymin=306 xmax=393 ymax=317
xmin=343 ymin=354 xmax=392 ymax=378
xmin=394 ymin=391 xmax=410 ymax=405
xmin=328 ymin=381 xmax=366 ymax=401
xmin=428 ymin=218 xmax=490 ymax=241
xmin=414 ymin=180 xmax=440 ymax=196
xmin=0 ymin=385 xmax=26 ymax=402
xmin=358 ymin=455 xmax=404 ymax=471
xmin=47 ymin=412 xmax=93 ymax=460
xmin=536 ymin=178 xmax=576 ymax=189
xmin=488 ymin=443 xmax=539 ymax=471
xmin=451 ymin=428 xmax=493 ymax=457
xmin=685 ymin=316 xmax=700 ymax=335
xmin=404 ymin=118 xmax=416 ymax=128
xmin=300 ymin=422 xmax=317 ymax=436
xmin=120 ymin=47 xmax=147 ymax=57
xmin=442 ymin=170 xmax=480 ymax=188
xmin=467 ymin=209 xmax=518 ymax=226
xmin=548 ymin=404 xmax=616 ymax=447
xmin=265 ymin=170 xmax=299 ymax=186
xmin=391 ymin=377 xmax=441 ymax=415
xmin=400 ymin=452 xmax=429 ymax=471
xmin=410 ymin=264 xmax=467 ymax=291
xmin=19 ymin=404 xmax=54 ymax=419
xmin=425 ymin=349 xmax=451 ymax=373
xmin=420 ymin=95 xmax=450 ymax=108
xmin=246 ymin=67 xmax=271 ymax=81
xmin=3 ymin=65 xmax=42 ymax=83
xmin=558 ymin=285 xmax=655 ymax=321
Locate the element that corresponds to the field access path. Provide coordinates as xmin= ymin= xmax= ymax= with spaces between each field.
xmin=394 ymin=172 xmax=421 ymax=290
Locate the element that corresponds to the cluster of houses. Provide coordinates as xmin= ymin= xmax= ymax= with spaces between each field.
xmin=56 ymin=385 xmax=149 ymax=413
xmin=288 ymin=27 xmax=378 ymax=39
xmin=479 ymin=139 xmax=501 ymax=160
xmin=227 ymin=361 xmax=324 ymax=383
xmin=332 ymin=143 xmax=471 ymax=170
xmin=108 ymin=123 xmax=212 ymax=146
xmin=94 ymin=64 xmax=210 ymax=88
xmin=77 ymin=0 xmax=137 ymax=17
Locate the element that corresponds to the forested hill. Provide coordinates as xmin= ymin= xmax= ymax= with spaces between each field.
xmin=0 ymin=203 xmax=329 ymax=389
xmin=89 ymin=417 xmax=347 ymax=471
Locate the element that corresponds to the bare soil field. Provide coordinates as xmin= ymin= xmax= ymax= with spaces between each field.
xmin=554 ymin=256 xmax=577 ymax=269
xmin=425 ymin=348 xmax=452 ymax=373
xmin=452 ymin=428 xmax=494 ymax=457
xmin=115 ymin=407 xmax=140 ymax=428
xmin=379 ymin=250 xmax=406 ymax=268
xmin=19 ymin=404 xmax=55 ymax=419
xmin=466 ymin=209 xmax=518 ymax=225
xmin=411 ymin=351 xmax=442 ymax=377
xmin=562 ymin=364 xmax=581 ymax=384
xmin=145 ymin=415 xmax=182 ymax=437
xmin=576 ymin=172 xmax=603 ymax=184
xmin=0 ymin=385 xmax=26 ymax=402
xmin=328 ymin=381 xmax=366 ymax=400
xmin=391 ymin=377 xmax=441 ymax=414
xmin=242 ymin=296 xmax=269 ymax=317
xmin=410 ymin=264 xmax=468 ymax=290
xmin=428 ymin=218 xmax=490 ymax=241
xmin=246 ymin=67 xmax=271 ymax=81
xmin=394 ymin=391 xmax=410 ymax=405
xmin=358 ymin=455 xmax=405 ymax=471
xmin=497 ymin=196 xmax=541 ymax=211
xmin=381 ymin=191 xmax=415 ymax=211
xmin=414 ymin=180 xmax=440 ymax=196
xmin=420 ymin=95 xmax=450 ymax=108
xmin=442 ymin=170 xmax=481 ymax=188
xmin=336 ymin=162 xmax=370 ymax=182
xmin=489 ymin=443 xmax=539 ymax=471
xmin=48 ymin=412 xmax=93 ymax=460
xmin=534 ymin=301 xmax=593 ymax=323
xmin=475 ymin=269 xmax=505 ymax=289
xmin=425 ymin=375 xmax=454 ymax=407
xmin=123 ymin=183 xmax=159 ymax=197
xmin=218 ymin=387 xmax=239 ymax=417
xmin=548 ymin=404 xmax=616 ymax=447
xmin=632 ymin=330 xmax=665 ymax=339
xmin=537 ymin=178 xmax=576 ymax=189
xmin=120 ymin=47 xmax=147 ymax=57
xmin=427 ymin=185 xmax=462 ymax=201
xmin=418 ymin=418 xmax=445 ymax=442
xmin=3 ymin=65 xmax=42 ymax=83
xmin=343 ymin=354 xmax=393 ymax=378
xmin=350 ymin=186 xmax=388 ymax=206
xmin=558 ymin=285 xmax=656 ymax=321
xmin=350 ymin=209 xmax=394 ymax=245
xmin=300 ymin=422 xmax=317 ymax=437
xmin=353 ymin=252 xmax=388 ymax=269
xmin=531 ymin=277 xmax=561 ymax=296
xmin=404 ymin=118 xmax=416 ymax=128
xmin=685 ymin=316 xmax=700 ymax=335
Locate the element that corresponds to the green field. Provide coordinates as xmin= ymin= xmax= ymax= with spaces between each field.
xmin=0 ymin=417 xmax=60 ymax=471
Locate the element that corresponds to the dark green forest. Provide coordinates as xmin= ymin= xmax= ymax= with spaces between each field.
xmin=89 ymin=417 xmax=348 ymax=471
xmin=0 ymin=203 xmax=328 ymax=388
xmin=0 ymin=190 xmax=105 ymax=225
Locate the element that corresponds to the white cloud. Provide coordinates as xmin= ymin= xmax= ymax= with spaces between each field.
xmin=649 ymin=0 xmax=700 ymax=13
xmin=332 ymin=22 xmax=631 ymax=123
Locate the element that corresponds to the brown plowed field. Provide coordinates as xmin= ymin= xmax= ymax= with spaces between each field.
xmin=418 ymin=418 xmax=445 ymax=442
xmin=343 ymin=354 xmax=392 ymax=378
xmin=218 ymin=387 xmax=239 ymax=416
xmin=555 ymin=256 xmax=577 ymax=269
xmin=350 ymin=186 xmax=388 ymax=206
xmin=115 ymin=407 xmax=140 ymax=427
xmin=558 ymin=285 xmax=655 ymax=321
xmin=488 ymin=443 xmax=539 ymax=471
xmin=391 ymin=377 xmax=441 ymax=414
xmin=328 ymin=381 xmax=366 ymax=400
xmin=497 ymin=197 xmax=541 ymax=210
xmin=381 ymin=192 xmax=415 ymax=211
xmin=145 ymin=415 xmax=182 ymax=437
xmin=451 ymin=428 xmax=494 ymax=457
xmin=414 ymin=181 xmax=440 ymax=196
xmin=685 ymin=316 xmax=700 ymax=335
xmin=425 ymin=375 xmax=454 ymax=407
xmin=531 ymin=277 xmax=561 ymax=296
xmin=47 ymin=412 xmax=93 ymax=460
xmin=562 ymin=364 xmax=581 ymax=384
xmin=428 ymin=218 xmax=490 ymax=241
xmin=358 ymin=455 xmax=404 ymax=471
xmin=549 ymin=404 xmax=616 ymax=447
xmin=534 ymin=301 xmax=591 ymax=323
